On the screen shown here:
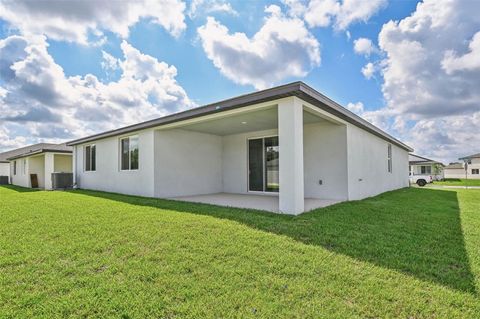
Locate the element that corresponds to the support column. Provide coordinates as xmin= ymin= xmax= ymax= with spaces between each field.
xmin=278 ymin=97 xmax=304 ymax=215
xmin=72 ymin=146 xmax=77 ymax=187
xmin=44 ymin=153 xmax=55 ymax=190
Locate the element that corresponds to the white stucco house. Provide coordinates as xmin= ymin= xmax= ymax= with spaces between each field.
xmin=67 ymin=82 xmax=412 ymax=215
xmin=408 ymin=154 xmax=444 ymax=181
xmin=444 ymin=153 xmax=480 ymax=180
xmin=5 ymin=143 xmax=73 ymax=189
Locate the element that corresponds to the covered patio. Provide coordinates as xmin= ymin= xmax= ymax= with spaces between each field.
xmin=170 ymin=193 xmax=340 ymax=212
xmin=154 ymin=96 xmax=349 ymax=215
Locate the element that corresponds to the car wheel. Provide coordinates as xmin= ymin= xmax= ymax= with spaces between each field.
xmin=417 ymin=179 xmax=426 ymax=187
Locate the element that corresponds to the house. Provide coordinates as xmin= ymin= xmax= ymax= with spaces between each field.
xmin=443 ymin=163 xmax=465 ymax=179
xmin=4 ymin=143 xmax=73 ymax=189
xmin=67 ymin=82 xmax=412 ymax=215
xmin=453 ymin=153 xmax=480 ymax=179
xmin=408 ymin=154 xmax=444 ymax=181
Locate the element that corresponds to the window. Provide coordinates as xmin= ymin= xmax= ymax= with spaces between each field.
xmin=387 ymin=144 xmax=392 ymax=173
xmin=23 ymin=159 xmax=26 ymax=175
xmin=13 ymin=161 xmax=17 ymax=175
xmin=120 ymin=136 xmax=139 ymax=170
xmin=85 ymin=144 xmax=96 ymax=171
xmin=472 ymin=169 xmax=479 ymax=175
xmin=420 ymin=165 xmax=431 ymax=174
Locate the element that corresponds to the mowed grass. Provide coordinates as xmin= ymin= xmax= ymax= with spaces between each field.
xmin=1 ymin=186 xmax=479 ymax=318
xmin=434 ymin=178 xmax=480 ymax=186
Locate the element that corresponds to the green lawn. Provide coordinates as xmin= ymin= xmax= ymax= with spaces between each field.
xmin=434 ymin=178 xmax=480 ymax=186
xmin=1 ymin=186 xmax=479 ymax=318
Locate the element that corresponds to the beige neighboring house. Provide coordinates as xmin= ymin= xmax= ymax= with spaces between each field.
xmin=408 ymin=154 xmax=444 ymax=181
xmin=443 ymin=163 xmax=466 ymax=179
xmin=4 ymin=143 xmax=73 ymax=189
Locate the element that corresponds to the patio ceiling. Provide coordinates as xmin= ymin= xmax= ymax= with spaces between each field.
xmin=178 ymin=106 xmax=328 ymax=136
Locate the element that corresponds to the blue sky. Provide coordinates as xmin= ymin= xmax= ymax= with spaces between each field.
xmin=0 ymin=0 xmax=479 ymax=163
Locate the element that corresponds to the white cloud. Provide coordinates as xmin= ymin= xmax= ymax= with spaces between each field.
xmin=0 ymin=35 xmax=194 ymax=152
xmin=101 ymin=51 xmax=120 ymax=72
xmin=367 ymin=0 xmax=480 ymax=163
xmin=361 ymin=62 xmax=376 ymax=79
xmin=0 ymin=0 xmax=187 ymax=44
xmin=353 ymin=37 xmax=377 ymax=56
xmin=346 ymin=101 xmax=364 ymax=114
xmin=442 ymin=31 xmax=480 ymax=74
xmin=197 ymin=5 xmax=320 ymax=89
xmin=301 ymin=0 xmax=387 ymax=30
xmin=188 ymin=0 xmax=238 ymax=18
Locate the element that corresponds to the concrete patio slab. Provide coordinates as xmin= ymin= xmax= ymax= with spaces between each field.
xmin=169 ymin=192 xmax=341 ymax=213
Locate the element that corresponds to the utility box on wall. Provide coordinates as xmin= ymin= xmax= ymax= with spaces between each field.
xmin=51 ymin=172 xmax=73 ymax=190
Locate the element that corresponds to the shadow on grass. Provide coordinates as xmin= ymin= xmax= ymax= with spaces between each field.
xmin=73 ymin=187 xmax=476 ymax=294
xmin=0 ymin=185 xmax=39 ymax=192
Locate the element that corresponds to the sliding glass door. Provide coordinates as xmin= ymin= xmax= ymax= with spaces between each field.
xmin=248 ymin=136 xmax=279 ymax=192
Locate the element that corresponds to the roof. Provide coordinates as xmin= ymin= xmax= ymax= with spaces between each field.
xmin=408 ymin=154 xmax=444 ymax=166
xmin=67 ymin=81 xmax=413 ymax=151
xmin=459 ymin=153 xmax=480 ymax=160
xmin=445 ymin=163 xmax=464 ymax=169
xmin=2 ymin=143 xmax=72 ymax=161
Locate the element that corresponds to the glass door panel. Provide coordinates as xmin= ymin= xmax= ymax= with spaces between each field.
xmin=264 ymin=137 xmax=279 ymax=192
xmin=248 ymin=139 xmax=264 ymax=191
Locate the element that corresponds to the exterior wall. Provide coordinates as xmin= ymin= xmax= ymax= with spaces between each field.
xmin=10 ymin=158 xmax=30 ymax=187
xmin=54 ymin=154 xmax=73 ymax=172
xmin=467 ymin=158 xmax=480 ymax=179
xmin=303 ymin=122 xmax=348 ymax=200
xmin=222 ymin=128 xmax=278 ymax=195
xmin=444 ymin=168 xmax=466 ymax=179
xmin=29 ymin=155 xmax=45 ymax=188
xmin=75 ymin=129 xmax=155 ymax=197
xmin=0 ymin=162 xmax=9 ymax=178
xmin=346 ymin=124 xmax=409 ymax=200
xmin=154 ymin=129 xmax=223 ymax=197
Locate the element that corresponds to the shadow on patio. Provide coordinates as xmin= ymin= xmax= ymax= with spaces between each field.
xmin=74 ymin=187 xmax=476 ymax=294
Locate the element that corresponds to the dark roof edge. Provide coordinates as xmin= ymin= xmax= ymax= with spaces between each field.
xmin=67 ymin=81 xmax=413 ymax=151
xmin=459 ymin=153 xmax=480 ymax=160
xmin=7 ymin=149 xmax=72 ymax=161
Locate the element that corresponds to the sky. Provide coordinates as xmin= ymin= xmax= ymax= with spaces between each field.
xmin=0 ymin=0 xmax=479 ymax=164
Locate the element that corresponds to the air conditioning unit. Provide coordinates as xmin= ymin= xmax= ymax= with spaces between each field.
xmin=51 ymin=172 xmax=73 ymax=190
xmin=0 ymin=176 xmax=8 ymax=185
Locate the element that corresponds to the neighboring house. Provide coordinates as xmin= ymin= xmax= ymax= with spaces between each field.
xmin=457 ymin=153 xmax=480 ymax=179
xmin=5 ymin=143 xmax=73 ymax=189
xmin=67 ymin=82 xmax=412 ymax=215
xmin=443 ymin=163 xmax=466 ymax=179
xmin=408 ymin=154 xmax=444 ymax=181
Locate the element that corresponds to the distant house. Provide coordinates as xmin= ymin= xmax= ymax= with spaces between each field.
xmin=451 ymin=153 xmax=480 ymax=180
xmin=1 ymin=143 xmax=73 ymax=189
xmin=67 ymin=82 xmax=412 ymax=215
xmin=443 ymin=163 xmax=465 ymax=179
xmin=408 ymin=154 xmax=444 ymax=181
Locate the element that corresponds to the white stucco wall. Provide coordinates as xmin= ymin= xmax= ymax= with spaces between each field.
xmin=303 ymin=122 xmax=348 ymax=200
xmin=222 ymin=128 xmax=278 ymax=195
xmin=10 ymin=158 xmax=30 ymax=187
xmin=0 ymin=163 xmax=9 ymax=178
xmin=346 ymin=124 xmax=409 ymax=200
xmin=75 ymin=129 xmax=155 ymax=197
xmin=29 ymin=155 xmax=45 ymax=188
xmin=444 ymin=168 xmax=466 ymax=179
xmin=54 ymin=154 xmax=73 ymax=172
xmin=154 ymin=129 xmax=223 ymax=197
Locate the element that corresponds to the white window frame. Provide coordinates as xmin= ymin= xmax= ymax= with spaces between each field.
xmin=23 ymin=159 xmax=27 ymax=175
xmin=84 ymin=144 xmax=96 ymax=172
xmin=387 ymin=144 xmax=392 ymax=173
xmin=13 ymin=160 xmax=17 ymax=175
xmin=119 ymin=135 xmax=139 ymax=171
xmin=472 ymin=168 xmax=479 ymax=175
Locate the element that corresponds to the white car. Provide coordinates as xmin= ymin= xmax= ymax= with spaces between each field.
xmin=409 ymin=174 xmax=433 ymax=187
